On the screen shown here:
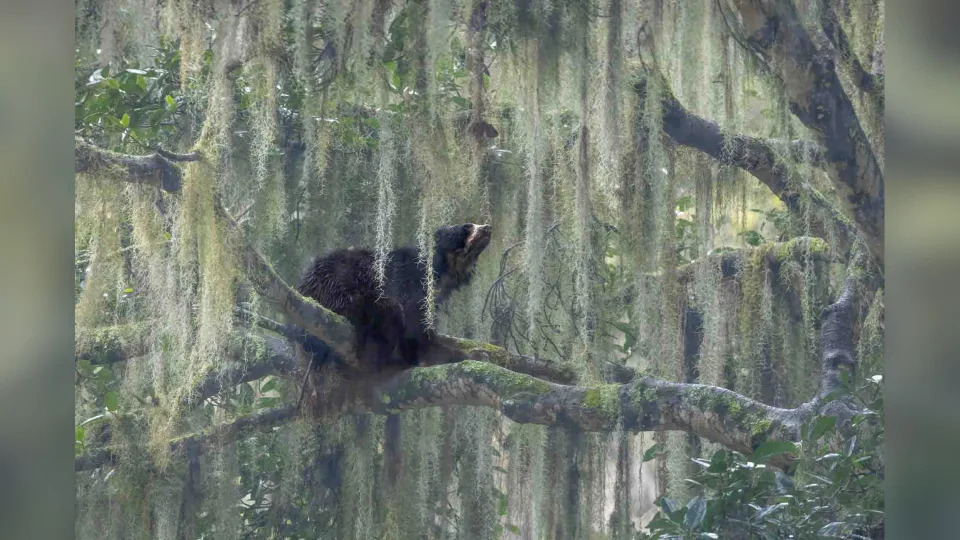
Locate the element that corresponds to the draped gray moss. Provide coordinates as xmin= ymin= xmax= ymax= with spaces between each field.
xmin=74 ymin=0 xmax=883 ymax=537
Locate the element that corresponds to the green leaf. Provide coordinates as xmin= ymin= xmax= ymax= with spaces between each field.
xmin=751 ymin=441 xmax=798 ymax=463
xmin=75 ymin=426 xmax=85 ymax=443
xmin=257 ymin=397 xmax=279 ymax=408
xmin=643 ymin=444 xmax=660 ymax=462
xmin=165 ymin=95 xmax=176 ymax=110
xmin=739 ymin=230 xmax=764 ymax=246
xmin=79 ymin=413 xmax=109 ymax=427
xmin=807 ymin=415 xmax=837 ymax=442
xmin=818 ymin=522 xmax=848 ymax=536
xmin=684 ymin=496 xmax=707 ymax=529
xmin=122 ymin=287 xmax=134 ymax=294
xmin=708 ymin=449 xmax=728 ymax=472
xmin=120 ymin=113 xmax=130 ymax=128
xmin=755 ymin=502 xmax=787 ymax=520
xmin=104 ymin=391 xmax=119 ymax=412
xmin=659 ymin=496 xmax=679 ymax=516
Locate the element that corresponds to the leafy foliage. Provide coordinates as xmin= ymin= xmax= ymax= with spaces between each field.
xmin=75 ymin=38 xmax=187 ymax=150
xmin=640 ymin=376 xmax=884 ymax=539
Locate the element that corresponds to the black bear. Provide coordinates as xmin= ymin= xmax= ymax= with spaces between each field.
xmin=298 ymin=223 xmax=492 ymax=369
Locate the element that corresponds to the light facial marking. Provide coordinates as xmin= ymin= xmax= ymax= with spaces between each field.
xmin=465 ymin=223 xmax=492 ymax=250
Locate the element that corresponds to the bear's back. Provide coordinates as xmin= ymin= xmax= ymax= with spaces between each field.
xmin=382 ymin=246 xmax=428 ymax=305
xmin=298 ymin=248 xmax=379 ymax=320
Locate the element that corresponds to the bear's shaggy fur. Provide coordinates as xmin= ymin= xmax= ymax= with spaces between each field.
xmin=298 ymin=223 xmax=492 ymax=368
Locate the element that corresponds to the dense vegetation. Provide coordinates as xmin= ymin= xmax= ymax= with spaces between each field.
xmin=75 ymin=0 xmax=884 ymax=537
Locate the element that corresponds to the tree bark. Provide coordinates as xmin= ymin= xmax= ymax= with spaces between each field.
xmin=729 ymin=0 xmax=884 ymax=265
xmin=75 ymin=137 xmax=198 ymax=193
xmin=633 ymin=71 xmax=856 ymax=257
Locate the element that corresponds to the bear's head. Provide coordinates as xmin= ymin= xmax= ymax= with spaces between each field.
xmin=433 ymin=223 xmax=492 ymax=296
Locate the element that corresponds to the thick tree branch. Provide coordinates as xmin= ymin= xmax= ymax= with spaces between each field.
xmin=367 ymin=361 xmax=804 ymax=457
xmin=817 ymin=277 xmax=857 ymax=400
xmin=75 ymin=137 xmax=198 ymax=193
xmin=632 ymin=63 xmax=856 ymax=255
xmin=78 ymin=279 xmax=859 ymax=475
xmin=75 ymin=322 xmax=153 ymax=365
xmin=818 ymin=1 xmax=882 ymax=96
xmin=78 ymin=281 xmax=859 ymax=471
xmin=675 ymin=236 xmax=832 ymax=285
xmin=214 ymin=200 xmax=359 ymax=359
xmin=728 ymin=0 xmax=884 ymax=265
xmin=75 ymin=405 xmax=297 ymax=472
xmin=181 ymin=337 xmax=298 ymax=409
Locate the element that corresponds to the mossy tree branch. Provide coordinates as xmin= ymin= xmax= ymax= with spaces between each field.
xmin=368 ymin=361 xmax=807 ymax=460
xmin=75 ymin=405 xmax=297 ymax=472
xmin=817 ymin=0 xmax=883 ymax=96
xmin=727 ymin=0 xmax=884 ymax=265
xmin=75 ymin=137 xmax=199 ymax=193
xmin=75 ymin=321 xmax=154 ymax=365
xmin=632 ymin=62 xmax=857 ymax=257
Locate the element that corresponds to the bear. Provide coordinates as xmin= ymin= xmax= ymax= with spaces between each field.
xmin=298 ymin=223 xmax=492 ymax=369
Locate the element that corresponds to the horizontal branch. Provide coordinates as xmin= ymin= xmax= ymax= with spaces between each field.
xmin=75 ymin=322 xmax=152 ymax=365
xmin=75 ymin=137 xmax=197 ymax=192
xmin=366 ymin=361 xmax=806 ymax=457
xmin=75 ymin=405 xmax=296 ymax=472
xmin=675 ymin=236 xmax=832 ymax=284
xmin=181 ymin=337 xmax=298 ymax=409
